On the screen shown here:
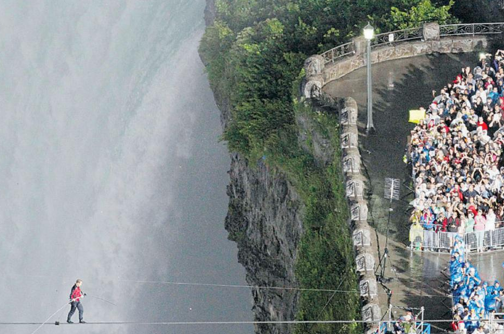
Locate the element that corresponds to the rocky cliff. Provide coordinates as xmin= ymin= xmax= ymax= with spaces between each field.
xmin=199 ymin=1 xmax=366 ymax=333
xmin=202 ymin=1 xmax=304 ymax=333
xmin=226 ymin=153 xmax=304 ymax=334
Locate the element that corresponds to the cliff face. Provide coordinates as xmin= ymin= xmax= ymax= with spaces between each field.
xmin=226 ymin=154 xmax=304 ymax=334
xmin=202 ymin=1 xmax=304 ymax=333
xmin=203 ymin=0 xmax=216 ymax=27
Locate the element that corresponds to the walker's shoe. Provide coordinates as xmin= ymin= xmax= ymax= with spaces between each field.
xmin=67 ymin=320 xmax=74 ymax=324
xmin=79 ymin=321 xmax=86 ymax=324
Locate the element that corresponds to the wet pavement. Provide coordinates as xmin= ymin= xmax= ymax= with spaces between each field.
xmin=324 ymin=53 xmax=504 ymax=332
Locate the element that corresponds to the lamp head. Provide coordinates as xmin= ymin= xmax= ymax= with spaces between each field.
xmin=363 ymin=22 xmax=375 ymax=40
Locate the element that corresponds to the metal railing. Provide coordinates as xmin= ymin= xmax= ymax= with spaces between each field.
xmin=377 ymin=322 xmax=431 ymax=334
xmin=489 ymin=313 xmax=504 ymax=333
xmin=372 ymin=27 xmax=424 ymax=47
xmin=376 ymin=321 xmax=431 ymax=334
xmin=320 ymin=41 xmax=355 ymax=65
xmin=319 ymin=22 xmax=504 ymax=65
xmin=376 ymin=305 xmax=429 ymax=334
xmin=439 ymin=23 xmax=504 ymax=37
xmin=412 ymin=227 xmax=504 ymax=252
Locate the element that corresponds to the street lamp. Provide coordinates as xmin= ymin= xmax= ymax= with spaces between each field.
xmin=364 ymin=23 xmax=375 ymax=134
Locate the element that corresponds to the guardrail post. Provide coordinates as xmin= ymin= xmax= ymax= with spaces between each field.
xmin=420 ymin=306 xmax=424 ymax=334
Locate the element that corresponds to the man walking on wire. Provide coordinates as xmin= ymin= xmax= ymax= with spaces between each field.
xmin=67 ymin=279 xmax=86 ymax=323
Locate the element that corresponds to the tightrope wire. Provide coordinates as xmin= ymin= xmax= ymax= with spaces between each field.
xmin=0 ymin=319 xmax=494 ymax=326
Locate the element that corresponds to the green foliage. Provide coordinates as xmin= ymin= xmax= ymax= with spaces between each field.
xmin=264 ymin=101 xmax=361 ymax=334
xmin=220 ymin=18 xmax=306 ymax=158
xmin=199 ymin=20 xmax=234 ymax=96
xmin=201 ymin=0 xmax=460 ymax=159
xmin=391 ymin=0 xmax=458 ymax=29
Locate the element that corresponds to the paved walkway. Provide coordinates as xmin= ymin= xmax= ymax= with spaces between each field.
xmin=324 ymin=53 xmax=504 ymax=332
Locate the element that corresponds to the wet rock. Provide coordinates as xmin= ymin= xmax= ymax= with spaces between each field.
xmin=226 ymin=153 xmax=304 ymax=334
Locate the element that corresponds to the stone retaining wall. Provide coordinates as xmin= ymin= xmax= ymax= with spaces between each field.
xmin=303 ymin=22 xmax=491 ymax=99
xmin=338 ymin=96 xmax=381 ymax=333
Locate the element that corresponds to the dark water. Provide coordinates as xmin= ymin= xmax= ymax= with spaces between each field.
xmin=0 ymin=1 xmax=252 ymax=333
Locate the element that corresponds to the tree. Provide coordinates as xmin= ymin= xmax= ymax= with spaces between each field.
xmin=391 ymin=0 xmax=458 ymax=29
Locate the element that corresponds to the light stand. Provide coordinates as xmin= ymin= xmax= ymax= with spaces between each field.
xmin=376 ymin=177 xmax=400 ymax=283
xmin=363 ymin=22 xmax=375 ymax=134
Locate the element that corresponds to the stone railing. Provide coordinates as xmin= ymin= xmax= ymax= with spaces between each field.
xmin=303 ymin=22 xmax=503 ymax=98
xmin=338 ymin=97 xmax=381 ymax=333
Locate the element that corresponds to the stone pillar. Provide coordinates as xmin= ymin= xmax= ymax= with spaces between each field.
xmin=341 ymin=132 xmax=358 ymax=149
xmin=303 ymin=55 xmax=325 ymax=98
xmin=423 ymin=22 xmax=440 ymax=41
xmin=351 ymin=203 xmax=368 ymax=221
xmin=359 ymin=279 xmax=378 ymax=299
xmin=356 ymin=253 xmax=375 ymax=273
xmin=303 ymin=80 xmax=322 ymax=99
xmin=346 ymin=179 xmax=364 ymax=200
xmin=304 ymin=55 xmax=325 ymax=79
xmin=354 ymin=36 xmax=368 ymax=56
xmin=353 ymin=229 xmax=371 ymax=247
xmin=362 ymin=303 xmax=381 ymax=323
xmin=340 ymin=106 xmax=358 ymax=126
xmin=342 ymin=154 xmax=361 ymax=174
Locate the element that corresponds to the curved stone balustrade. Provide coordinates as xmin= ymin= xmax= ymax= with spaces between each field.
xmin=303 ymin=22 xmax=504 ymax=98
xmin=335 ymin=97 xmax=381 ymax=333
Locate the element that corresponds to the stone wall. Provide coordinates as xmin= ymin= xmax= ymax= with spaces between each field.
xmin=338 ymin=97 xmax=381 ymax=333
xmin=303 ymin=22 xmax=491 ymax=98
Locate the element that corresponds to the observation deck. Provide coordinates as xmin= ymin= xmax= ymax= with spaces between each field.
xmin=304 ymin=22 xmax=504 ymax=333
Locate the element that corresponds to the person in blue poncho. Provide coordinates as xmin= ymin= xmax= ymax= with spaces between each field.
xmin=451 ymin=254 xmax=462 ymax=270
xmin=485 ymin=290 xmax=497 ymax=312
xmin=465 ymin=268 xmax=481 ymax=286
xmin=468 ymin=294 xmax=479 ymax=311
xmin=465 ymin=308 xmax=480 ymax=333
xmin=451 ymin=266 xmax=464 ymax=288
xmin=465 ymin=282 xmax=476 ymax=300
xmin=472 ymin=285 xmax=485 ymax=299
xmin=475 ymin=294 xmax=485 ymax=317
xmin=463 ymin=262 xmax=474 ymax=275
xmin=495 ymin=290 xmax=504 ymax=312
xmin=453 ymin=283 xmax=465 ymax=303
xmin=482 ymin=281 xmax=489 ymax=293
xmin=453 ymin=235 xmax=465 ymax=253
xmin=493 ymin=281 xmax=502 ymax=293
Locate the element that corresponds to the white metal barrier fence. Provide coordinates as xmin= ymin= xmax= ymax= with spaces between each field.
xmin=488 ymin=313 xmax=504 ymax=333
xmin=413 ymin=227 xmax=504 ymax=252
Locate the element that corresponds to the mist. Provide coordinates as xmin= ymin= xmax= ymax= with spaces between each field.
xmin=0 ymin=1 xmax=252 ymax=333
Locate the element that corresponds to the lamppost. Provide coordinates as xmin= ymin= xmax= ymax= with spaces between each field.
xmin=363 ymin=23 xmax=375 ymax=134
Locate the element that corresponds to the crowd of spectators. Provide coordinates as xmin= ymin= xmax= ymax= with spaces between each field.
xmin=450 ymin=234 xmax=504 ymax=333
xmin=408 ymin=50 xmax=504 ymax=252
